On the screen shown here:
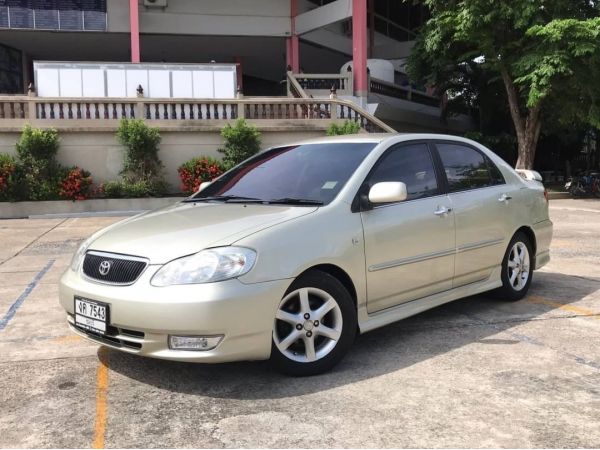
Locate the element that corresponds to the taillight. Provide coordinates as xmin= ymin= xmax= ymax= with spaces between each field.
xmin=543 ymin=189 xmax=549 ymax=202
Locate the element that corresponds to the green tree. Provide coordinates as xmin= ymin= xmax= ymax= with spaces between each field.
xmin=407 ymin=0 xmax=600 ymax=169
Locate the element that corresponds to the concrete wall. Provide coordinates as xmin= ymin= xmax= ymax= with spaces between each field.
xmin=108 ymin=0 xmax=291 ymax=36
xmin=0 ymin=125 xmax=328 ymax=193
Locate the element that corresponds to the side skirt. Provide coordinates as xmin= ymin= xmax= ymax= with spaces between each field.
xmin=358 ymin=266 xmax=502 ymax=334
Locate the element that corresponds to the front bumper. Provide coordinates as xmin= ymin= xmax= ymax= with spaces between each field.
xmin=59 ymin=266 xmax=291 ymax=363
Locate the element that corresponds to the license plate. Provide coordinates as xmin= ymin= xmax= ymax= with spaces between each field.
xmin=74 ymin=297 xmax=108 ymax=335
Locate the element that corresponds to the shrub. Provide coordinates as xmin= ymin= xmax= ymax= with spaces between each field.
xmin=219 ymin=119 xmax=261 ymax=169
xmin=99 ymin=178 xmax=165 ymax=199
xmin=115 ymin=119 xmax=166 ymax=196
xmin=121 ymin=179 xmax=156 ymax=198
xmin=14 ymin=125 xmax=65 ymax=200
xmin=0 ymin=154 xmax=17 ymax=201
xmin=178 ymin=156 xmax=225 ymax=194
xmin=59 ymin=167 xmax=93 ymax=201
xmin=116 ymin=119 xmax=163 ymax=178
xmin=326 ymin=120 xmax=361 ymax=136
xmin=16 ymin=125 xmax=60 ymax=163
xmin=100 ymin=181 xmax=124 ymax=198
xmin=18 ymin=162 xmax=63 ymax=201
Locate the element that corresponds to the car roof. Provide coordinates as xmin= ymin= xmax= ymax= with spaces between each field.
xmin=285 ymin=133 xmax=474 ymax=147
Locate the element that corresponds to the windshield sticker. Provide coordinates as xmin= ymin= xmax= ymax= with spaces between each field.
xmin=322 ymin=181 xmax=338 ymax=190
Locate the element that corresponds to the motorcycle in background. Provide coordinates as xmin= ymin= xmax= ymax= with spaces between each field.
xmin=565 ymin=171 xmax=600 ymax=198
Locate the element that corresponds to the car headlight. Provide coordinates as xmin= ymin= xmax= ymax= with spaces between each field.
xmin=151 ymin=247 xmax=257 ymax=287
xmin=70 ymin=237 xmax=93 ymax=272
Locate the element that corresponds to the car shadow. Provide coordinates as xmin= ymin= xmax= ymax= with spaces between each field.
xmin=106 ymin=270 xmax=599 ymax=399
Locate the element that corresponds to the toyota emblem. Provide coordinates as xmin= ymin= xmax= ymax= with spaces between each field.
xmin=98 ymin=260 xmax=111 ymax=276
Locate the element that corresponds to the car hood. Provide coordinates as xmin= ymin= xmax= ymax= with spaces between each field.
xmin=88 ymin=201 xmax=318 ymax=264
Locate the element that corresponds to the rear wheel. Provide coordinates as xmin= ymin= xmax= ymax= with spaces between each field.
xmin=495 ymin=232 xmax=533 ymax=301
xmin=270 ymin=270 xmax=356 ymax=376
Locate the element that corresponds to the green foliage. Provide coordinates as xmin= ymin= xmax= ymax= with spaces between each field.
xmin=115 ymin=119 xmax=166 ymax=195
xmin=101 ymin=180 xmax=125 ymax=198
xmin=13 ymin=126 xmax=64 ymax=201
xmin=3 ymin=126 xmax=96 ymax=202
xmin=15 ymin=125 xmax=60 ymax=164
xmin=407 ymin=0 xmax=600 ymax=167
xmin=100 ymin=178 xmax=165 ymax=198
xmin=218 ymin=119 xmax=261 ymax=169
xmin=326 ymin=120 xmax=361 ymax=136
xmin=116 ymin=119 xmax=162 ymax=175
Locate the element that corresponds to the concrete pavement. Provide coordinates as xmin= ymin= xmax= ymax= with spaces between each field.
xmin=0 ymin=198 xmax=599 ymax=448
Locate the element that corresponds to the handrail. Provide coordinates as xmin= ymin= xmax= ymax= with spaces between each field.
xmin=369 ymin=77 xmax=440 ymax=108
xmin=291 ymin=72 xmax=352 ymax=95
xmin=286 ymin=72 xmax=310 ymax=99
xmin=334 ymin=98 xmax=395 ymax=133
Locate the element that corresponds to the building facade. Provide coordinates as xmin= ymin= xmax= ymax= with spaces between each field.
xmin=0 ymin=0 xmax=472 ymax=133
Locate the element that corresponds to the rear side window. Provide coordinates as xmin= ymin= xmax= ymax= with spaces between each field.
xmin=436 ymin=143 xmax=496 ymax=192
xmin=368 ymin=143 xmax=439 ymax=201
xmin=488 ymin=158 xmax=506 ymax=185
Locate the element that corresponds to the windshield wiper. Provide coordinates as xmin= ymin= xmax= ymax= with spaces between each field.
xmin=267 ymin=197 xmax=324 ymax=206
xmin=183 ymin=195 xmax=265 ymax=203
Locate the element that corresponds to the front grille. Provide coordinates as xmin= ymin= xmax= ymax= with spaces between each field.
xmin=82 ymin=251 xmax=147 ymax=285
xmin=69 ymin=314 xmax=144 ymax=350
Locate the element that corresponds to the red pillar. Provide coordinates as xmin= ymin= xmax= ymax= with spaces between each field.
xmin=129 ymin=0 xmax=140 ymax=63
xmin=352 ymin=0 xmax=368 ymax=97
xmin=286 ymin=0 xmax=300 ymax=73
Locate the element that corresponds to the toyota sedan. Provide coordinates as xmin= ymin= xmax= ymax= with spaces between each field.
xmin=60 ymin=134 xmax=552 ymax=376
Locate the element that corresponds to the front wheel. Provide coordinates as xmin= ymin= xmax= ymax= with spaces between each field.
xmin=494 ymin=232 xmax=533 ymax=301
xmin=270 ymin=270 xmax=356 ymax=376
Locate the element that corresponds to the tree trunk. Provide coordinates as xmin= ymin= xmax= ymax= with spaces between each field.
xmin=499 ymin=65 xmax=542 ymax=169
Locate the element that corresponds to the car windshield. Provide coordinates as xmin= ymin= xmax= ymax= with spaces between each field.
xmin=189 ymin=142 xmax=377 ymax=205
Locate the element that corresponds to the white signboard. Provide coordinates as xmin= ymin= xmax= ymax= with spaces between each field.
xmin=34 ymin=62 xmax=237 ymax=99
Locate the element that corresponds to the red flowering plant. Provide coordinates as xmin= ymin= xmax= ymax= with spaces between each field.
xmin=59 ymin=167 xmax=94 ymax=201
xmin=0 ymin=154 xmax=16 ymax=201
xmin=178 ymin=156 xmax=225 ymax=194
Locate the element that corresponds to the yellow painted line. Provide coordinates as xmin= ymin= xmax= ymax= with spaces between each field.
xmin=50 ymin=334 xmax=83 ymax=344
xmin=92 ymin=347 xmax=110 ymax=449
xmin=527 ymin=295 xmax=600 ymax=320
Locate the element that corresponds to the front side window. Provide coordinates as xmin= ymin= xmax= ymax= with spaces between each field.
xmin=192 ymin=143 xmax=376 ymax=205
xmin=368 ymin=143 xmax=439 ymax=201
xmin=436 ymin=143 xmax=494 ymax=192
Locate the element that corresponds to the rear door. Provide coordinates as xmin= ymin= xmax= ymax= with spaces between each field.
xmin=432 ymin=141 xmax=514 ymax=287
xmin=361 ymin=142 xmax=455 ymax=313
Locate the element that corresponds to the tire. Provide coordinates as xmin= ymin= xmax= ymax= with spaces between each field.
xmin=270 ymin=270 xmax=357 ymax=376
xmin=494 ymin=232 xmax=534 ymax=301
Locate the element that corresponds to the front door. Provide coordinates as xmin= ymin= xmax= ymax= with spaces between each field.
xmin=361 ymin=142 xmax=456 ymax=314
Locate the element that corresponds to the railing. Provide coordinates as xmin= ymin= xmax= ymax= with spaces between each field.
xmin=369 ymin=77 xmax=440 ymax=108
xmin=0 ymin=95 xmax=394 ymax=133
xmin=288 ymin=71 xmax=441 ymax=110
xmin=294 ymin=72 xmax=353 ymax=95
xmin=287 ymin=72 xmax=310 ymax=99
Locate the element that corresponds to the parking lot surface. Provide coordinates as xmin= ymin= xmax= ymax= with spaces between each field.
xmin=0 ymin=198 xmax=599 ymax=448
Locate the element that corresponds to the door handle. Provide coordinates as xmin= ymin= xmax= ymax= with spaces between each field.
xmin=434 ymin=206 xmax=452 ymax=216
xmin=498 ymin=194 xmax=512 ymax=202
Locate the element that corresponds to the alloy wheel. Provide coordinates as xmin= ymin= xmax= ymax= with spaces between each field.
xmin=507 ymin=242 xmax=530 ymax=291
xmin=273 ymin=287 xmax=343 ymax=363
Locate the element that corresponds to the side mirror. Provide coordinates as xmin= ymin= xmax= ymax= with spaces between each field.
xmin=197 ymin=181 xmax=211 ymax=192
xmin=368 ymin=182 xmax=408 ymax=204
